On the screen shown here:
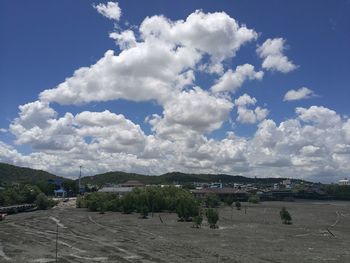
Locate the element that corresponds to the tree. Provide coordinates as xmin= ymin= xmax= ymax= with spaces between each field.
xmin=22 ymin=185 xmax=42 ymax=204
xmin=76 ymin=196 xmax=86 ymax=208
xmin=35 ymin=193 xmax=50 ymax=210
xmin=206 ymin=208 xmax=219 ymax=229
xmin=84 ymin=192 xmax=102 ymax=212
xmin=121 ymin=193 xmax=135 ymax=214
xmin=224 ymin=196 xmax=235 ymax=206
xmin=248 ymin=194 xmax=260 ymax=204
xmin=235 ymin=201 xmax=241 ymax=210
xmin=204 ymin=194 xmax=220 ymax=208
xmin=280 ymin=207 xmax=292 ymax=224
xmin=176 ymin=195 xmax=198 ymax=221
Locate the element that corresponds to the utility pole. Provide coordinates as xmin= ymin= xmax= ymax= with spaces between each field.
xmin=55 ymin=224 xmax=58 ymax=263
xmin=78 ymin=165 xmax=82 ymax=195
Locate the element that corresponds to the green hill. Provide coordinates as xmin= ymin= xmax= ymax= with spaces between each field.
xmin=80 ymin=171 xmax=300 ymax=187
xmin=0 ymin=162 xmax=308 ymax=188
xmin=0 ymin=162 xmax=68 ymax=186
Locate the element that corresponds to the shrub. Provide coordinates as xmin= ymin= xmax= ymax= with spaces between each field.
xmin=206 ymin=208 xmax=219 ymax=228
xmin=106 ymin=198 xmax=121 ymax=212
xmin=280 ymin=207 xmax=292 ymax=224
xmin=192 ymin=215 xmax=203 ymax=228
xmin=235 ymin=201 xmax=241 ymax=210
xmin=176 ymin=195 xmax=199 ymax=221
xmin=224 ymin=196 xmax=235 ymax=206
xmin=140 ymin=205 xmax=149 ymax=219
xmin=22 ymin=185 xmax=42 ymax=204
xmin=35 ymin=193 xmax=50 ymax=210
xmin=204 ymin=194 xmax=220 ymax=208
xmin=121 ymin=192 xmax=135 ymax=214
xmin=76 ymin=196 xmax=86 ymax=208
xmin=248 ymin=194 xmax=260 ymax=204
xmin=99 ymin=203 xmax=106 ymax=214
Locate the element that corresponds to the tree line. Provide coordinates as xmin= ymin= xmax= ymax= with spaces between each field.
xmin=0 ymin=184 xmax=56 ymax=210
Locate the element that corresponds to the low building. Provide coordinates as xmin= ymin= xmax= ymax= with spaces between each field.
xmin=261 ymin=190 xmax=294 ymax=201
xmin=98 ymin=180 xmax=144 ymax=197
xmin=338 ymin=178 xmax=349 ymax=186
xmin=209 ymin=183 xmax=223 ymax=189
xmin=191 ymin=188 xmax=248 ymax=201
xmin=119 ymin=180 xmax=145 ymax=188
xmin=54 ymin=188 xmax=66 ymax=198
xmin=98 ymin=186 xmax=133 ymax=197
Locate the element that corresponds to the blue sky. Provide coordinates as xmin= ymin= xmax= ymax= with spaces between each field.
xmin=1 ymin=0 xmax=350 ymax=182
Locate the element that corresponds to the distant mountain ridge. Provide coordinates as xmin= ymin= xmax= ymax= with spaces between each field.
xmin=0 ymin=162 xmax=68 ymax=186
xmin=0 ymin=162 xmax=309 ymax=187
xmin=80 ymin=171 xmax=307 ymax=187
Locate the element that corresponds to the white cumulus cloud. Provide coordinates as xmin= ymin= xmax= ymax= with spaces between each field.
xmin=211 ymin=64 xmax=263 ymax=93
xmin=4 ymin=6 xmax=350 ymax=183
xmin=94 ymin=1 xmax=121 ymax=21
xmin=257 ymin=38 xmax=297 ymax=73
xmin=234 ymin=94 xmax=269 ymax=124
xmin=284 ymin=87 xmax=316 ymax=101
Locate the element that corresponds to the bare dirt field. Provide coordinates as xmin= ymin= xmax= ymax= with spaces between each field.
xmin=1 ymin=200 xmax=350 ymax=263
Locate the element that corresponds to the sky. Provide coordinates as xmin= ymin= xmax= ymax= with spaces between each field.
xmin=1 ymin=0 xmax=350 ymax=182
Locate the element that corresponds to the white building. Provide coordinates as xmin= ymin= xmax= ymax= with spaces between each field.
xmin=338 ymin=178 xmax=349 ymax=186
xmin=282 ymin=179 xmax=291 ymax=189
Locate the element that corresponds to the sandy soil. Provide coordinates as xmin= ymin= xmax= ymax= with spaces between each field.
xmin=0 ymin=200 xmax=350 ymax=262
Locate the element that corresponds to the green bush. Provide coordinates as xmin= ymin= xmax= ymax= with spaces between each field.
xmin=206 ymin=208 xmax=219 ymax=229
xmin=248 ymin=194 xmax=260 ymax=204
xmin=84 ymin=192 xmax=114 ymax=212
xmin=0 ymin=185 xmax=46 ymax=207
xmin=325 ymin=185 xmax=350 ymax=200
xmin=176 ymin=194 xmax=199 ymax=221
xmin=121 ymin=192 xmax=135 ymax=214
xmin=106 ymin=198 xmax=121 ymax=212
xmin=204 ymin=194 xmax=220 ymax=208
xmin=21 ymin=185 xmax=42 ymax=204
xmin=35 ymin=193 xmax=50 ymax=210
xmin=79 ymin=187 xmax=201 ymax=219
xmin=193 ymin=215 xmax=203 ymax=228
xmin=235 ymin=201 xmax=241 ymax=210
xmin=224 ymin=196 xmax=235 ymax=206
xmin=140 ymin=205 xmax=149 ymax=219
xmin=76 ymin=196 xmax=86 ymax=208
xmin=280 ymin=207 xmax=292 ymax=224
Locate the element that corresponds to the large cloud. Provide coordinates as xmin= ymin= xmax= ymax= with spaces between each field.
xmin=4 ymin=103 xmax=350 ymax=182
xmin=4 ymin=3 xmax=350 ymax=182
xmin=10 ymin=101 xmax=146 ymax=155
xmin=140 ymin=10 xmax=257 ymax=64
xmin=39 ymin=46 xmax=199 ymax=105
xmin=39 ymin=10 xmax=257 ymax=106
xmin=147 ymin=87 xmax=233 ymax=139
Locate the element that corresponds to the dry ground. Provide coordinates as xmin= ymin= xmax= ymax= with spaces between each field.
xmin=1 ymin=200 xmax=350 ymax=262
